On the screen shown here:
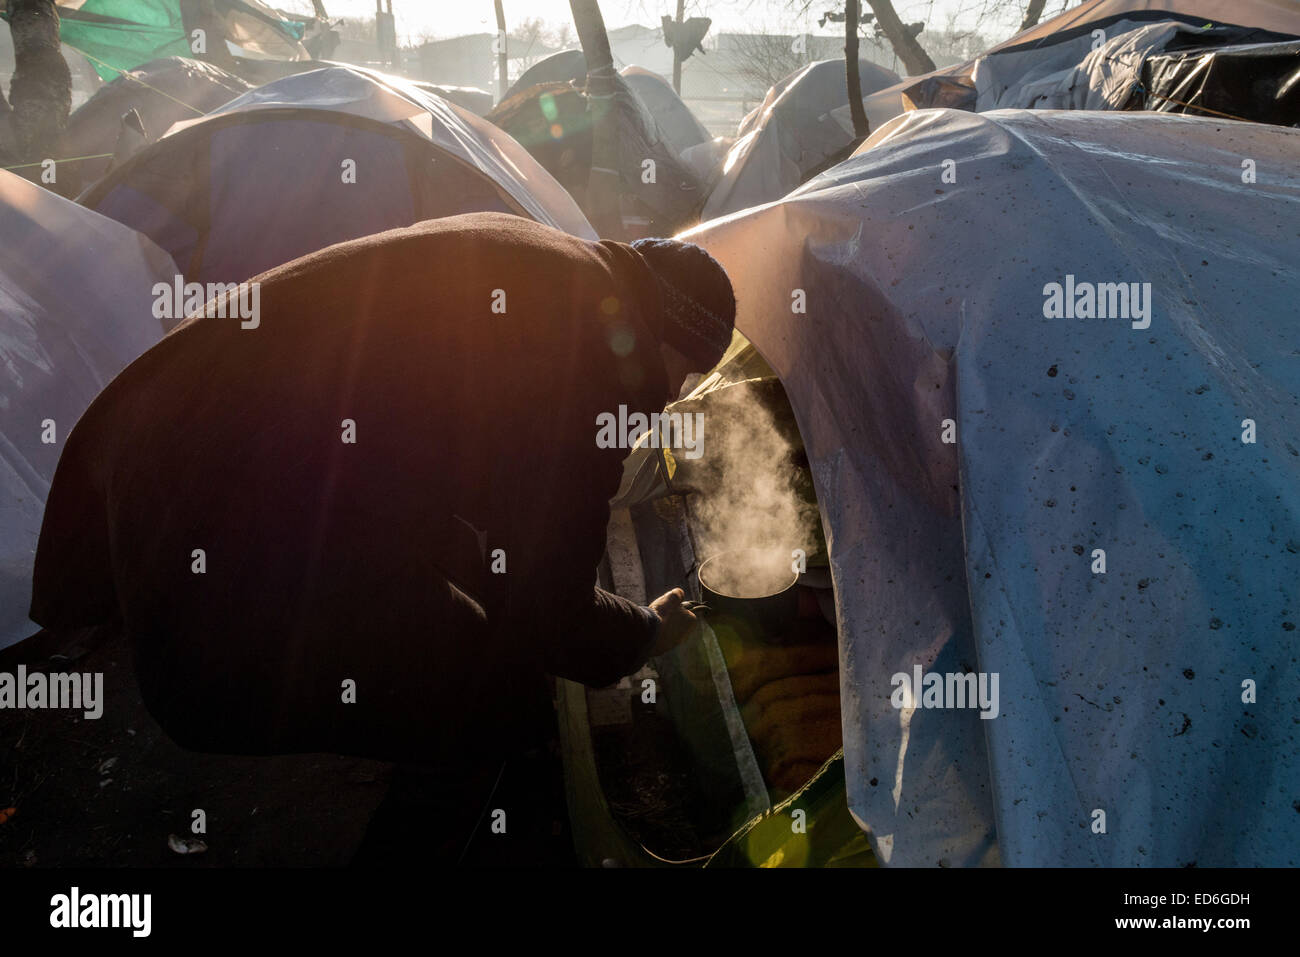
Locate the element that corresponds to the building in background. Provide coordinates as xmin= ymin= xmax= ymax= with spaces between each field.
xmin=412 ymin=32 xmax=560 ymax=92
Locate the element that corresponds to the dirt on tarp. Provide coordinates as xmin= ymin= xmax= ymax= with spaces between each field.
xmin=0 ymin=627 xmax=394 ymax=867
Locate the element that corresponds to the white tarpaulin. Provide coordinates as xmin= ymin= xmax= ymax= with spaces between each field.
xmin=685 ymin=108 xmax=1300 ymax=866
xmin=703 ymin=59 xmax=899 ymax=221
xmin=973 ymin=19 xmax=1186 ymax=110
xmin=0 ymin=171 xmax=176 ymax=648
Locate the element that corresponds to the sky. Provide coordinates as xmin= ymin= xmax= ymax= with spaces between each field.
xmin=275 ymin=0 xmax=1060 ymax=46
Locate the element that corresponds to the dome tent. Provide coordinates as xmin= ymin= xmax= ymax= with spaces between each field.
xmin=0 ymin=171 xmax=176 ymax=650
xmin=487 ymin=65 xmax=707 ymax=238
xmin=502 ymin=49 xmax=589 ymax=102
xmin=50 ymin=56 xmax=250 ymax=200
xmin=684 ymin=109 xmax=1300 ymax=866
xmin=702 ymin=58 xmax=900 ymax=221
xmin=619 ymin=66 xmax=710 ymax=158
xmin=80 ymin=65 xmax=594 ymax=286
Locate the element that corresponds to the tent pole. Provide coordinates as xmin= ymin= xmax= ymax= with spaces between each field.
xmin=672 ymin=0 xmax=684 ymax=95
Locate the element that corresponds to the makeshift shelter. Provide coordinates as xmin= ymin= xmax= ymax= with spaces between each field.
xmin=701 ymin=59 xmax=899 ymax=221
xmin=488 ymin=63 xmax=709 ymax=237
xmin=406 ymin=81 xmax=494 ymax=117
xmin=864 ymin=0 xmax=1300 ymax=127
xmin=50 ymin=56 xmax=250 ymax=199
xmin=1138 ymin=38 xmax=1300 ymax=124
xmin=670 ymin=109 xmax=1300 ymax=866
xmin=502 ymin=49 xmax=588 ymax=101
xmin=81 ymin=66 xmax=594 ymax=285
xmin=55 ymin=0 xmax=309 ymax=81
xmin=619 ymin=67 xmax=711 ymax=157
xmin=0 ymin=170 xmax=176 ymax=650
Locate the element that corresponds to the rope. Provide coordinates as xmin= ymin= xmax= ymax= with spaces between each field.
xmin=635 ymin=841 xmax=713 ymax=866
xmin=2 ymin=49 xmax=217 ymax=172
xmin=2 ymin=152 xmax=114 ymax=171
xmin=1138 ymin=85 xmax=1253 ymax=124
xmin=70 ymin=47 xmax=210 ymax=118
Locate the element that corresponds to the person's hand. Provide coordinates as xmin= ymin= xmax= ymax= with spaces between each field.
xmin=648 ymin=587 xmax=700 ymax=656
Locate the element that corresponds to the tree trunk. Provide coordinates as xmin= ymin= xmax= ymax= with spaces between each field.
xmin=845 ymin=0 xmax=869 ymax=138
xmin=1020 ymin=0 xmax=1048 ymax=33
xmin=569 ymin=0 xmax=624 ymax=239
xmin=864 ymin=0 xmax=935 ymax=77
xmin=494 ymin=0 xmax=508 ymax=102
xmin=5 ymin=0 xmax=71 ymax=162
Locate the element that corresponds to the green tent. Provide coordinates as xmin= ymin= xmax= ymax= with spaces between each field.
xmin=58 ymin=1 xmax=189 ymax=80
xmin=54 ymin=0 xmax=306 ymax=81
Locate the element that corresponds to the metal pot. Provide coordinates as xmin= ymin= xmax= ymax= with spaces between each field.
xmin=697 ymin=548 xmax=800 ymax=642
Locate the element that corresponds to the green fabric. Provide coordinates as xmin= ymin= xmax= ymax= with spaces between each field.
xmin=705 ymin=749 xmax=878 ymax=868
xmin=58 ymin=1 xmax=190 ymax=80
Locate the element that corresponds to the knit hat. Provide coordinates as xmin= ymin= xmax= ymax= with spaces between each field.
xmin=631 ymin=238 xmax=736 ymax=369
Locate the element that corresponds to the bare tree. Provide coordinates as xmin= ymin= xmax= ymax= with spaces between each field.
xmin=864 ymin=1 xmax=935 ymax=75
xmin=725 ymin=32 xmax=810 ymax=97
xmin=927 ymin=11 xmax=995 ymax=63
xmin=791 ymin=0 xmax=933 ymax=78
xmin=551 ymin=22 xmax=575 ymax=48
xmin=335 ymin=16 xmax=378 ymax=43
xmin=946 ymin=0 xmax=1079 ymax=41
xmin=802 ymin=0 xmax=1068 ymax=80
xmin=509 ymin=16 xmax=557 ymax=71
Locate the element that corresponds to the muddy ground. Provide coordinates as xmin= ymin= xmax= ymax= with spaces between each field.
xmin=0 ymin=628 xmax=575 ymax=868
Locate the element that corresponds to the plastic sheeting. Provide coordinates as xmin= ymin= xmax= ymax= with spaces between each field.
xmin=702 ymin=59 xmax=899 ymax=221
xmin=684 ymin=108 xmax=1300 ymax=866
xmin=0 ymin=171 xmax=176 ymax=649
xmin=971 ymin=20 xmax=1300 ymax=113
xmin=51 ymin=57 xmax=250 ymax=200
xmin=974 ymin=19 xmax=1188 ymax=110
xmin=621 ymin=67 xmax=711 ymax=157
xmin=1140 ymin=39 xmax=1300 ymax=124
xmin=863 ymin=0 xmax=1300 ymax=128
xmin=57 ymin=0 xmax=308 ymax=80
xmin=82 ymin=66 xmax=595 ymax=284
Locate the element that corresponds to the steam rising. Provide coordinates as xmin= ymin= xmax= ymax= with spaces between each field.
xmin=685 ymin=383 xmax=820 ymax=596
